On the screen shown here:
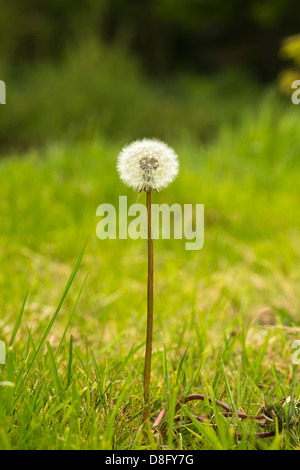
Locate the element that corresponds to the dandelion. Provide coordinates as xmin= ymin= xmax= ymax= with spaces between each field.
xmin=117 ymin=138 xmax=179 ymax=425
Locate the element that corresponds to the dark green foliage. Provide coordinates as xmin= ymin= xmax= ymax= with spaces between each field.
xmin=1 ymin=0 xmax=300 ymax=78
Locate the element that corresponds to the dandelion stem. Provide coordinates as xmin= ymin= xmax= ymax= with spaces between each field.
xmin=143 ymin=190 xmax=153 ymax=424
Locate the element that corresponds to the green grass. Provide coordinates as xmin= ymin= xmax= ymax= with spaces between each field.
xmin=1 ymin=93 xmax=300 ymax=450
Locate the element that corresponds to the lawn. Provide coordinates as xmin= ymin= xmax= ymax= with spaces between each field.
xmin=0 ymin=91 xmax=300 ymax=450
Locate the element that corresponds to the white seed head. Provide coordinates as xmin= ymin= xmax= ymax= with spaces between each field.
xmin=117 ymin=138 xmax=179 ymax=192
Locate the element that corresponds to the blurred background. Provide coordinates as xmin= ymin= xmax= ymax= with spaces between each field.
xmin=1 ymin=0 xmax=300 ymax=153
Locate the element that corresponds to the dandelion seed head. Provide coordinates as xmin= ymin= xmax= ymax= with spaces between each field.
xmin=117 ymin=138 xmax=179 ymax=192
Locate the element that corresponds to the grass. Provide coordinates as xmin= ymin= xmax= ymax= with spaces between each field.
xmin=1 ymin=92 xmax=300 ymax=450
